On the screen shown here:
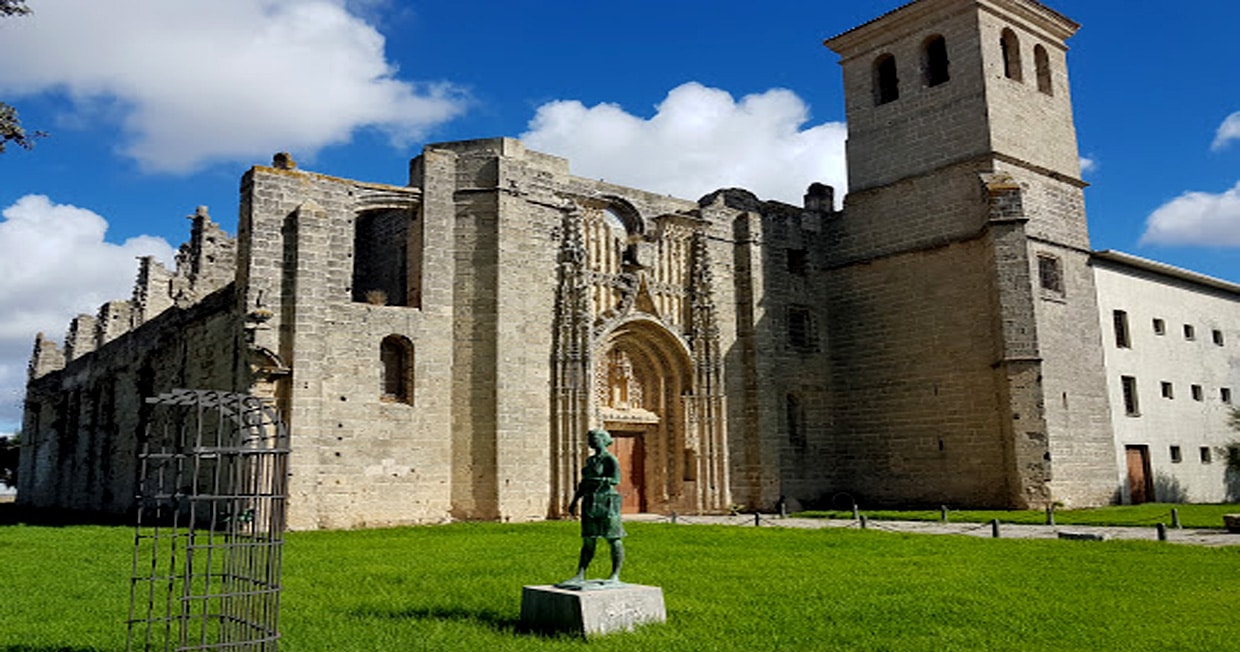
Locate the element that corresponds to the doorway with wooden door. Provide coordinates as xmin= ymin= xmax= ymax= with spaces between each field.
xmin=608 ymin=430 xmax=648 ymax=513
xmin=1125 ymin=445 xmax=1154 ymax=504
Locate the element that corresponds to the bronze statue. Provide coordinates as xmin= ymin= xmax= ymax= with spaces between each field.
xmin=556 ymin=428 xmax=625 ymax=589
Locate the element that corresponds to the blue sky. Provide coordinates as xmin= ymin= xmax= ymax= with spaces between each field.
xmin=0 ymin=0 xmax=1238 ymax=434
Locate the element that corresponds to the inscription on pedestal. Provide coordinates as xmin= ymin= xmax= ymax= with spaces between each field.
xmin=520 ymin=584 xmax=666 ymax=637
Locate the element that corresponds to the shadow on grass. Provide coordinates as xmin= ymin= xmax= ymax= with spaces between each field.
xmin=0 ymin=503 xmax=131 ymax=527
xmin=1 ymin=646 xmax=115 ymax=652
xmin=351 ymin=604 xmax=523 ymax=634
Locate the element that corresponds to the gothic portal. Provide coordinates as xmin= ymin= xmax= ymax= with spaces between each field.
xmin=551 ymin=200 xmax=729 ymax=516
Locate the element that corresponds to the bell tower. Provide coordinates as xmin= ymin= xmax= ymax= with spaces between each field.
xmin=821 ymin=0 xmax=1117 ymax=508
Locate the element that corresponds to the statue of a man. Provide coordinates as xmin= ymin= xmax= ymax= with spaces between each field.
xmin=557 ymin=428 xmax=625 ymax=588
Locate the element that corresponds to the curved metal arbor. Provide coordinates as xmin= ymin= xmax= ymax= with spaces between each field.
xmin=127 ymin=389 xmax=290 ymax=652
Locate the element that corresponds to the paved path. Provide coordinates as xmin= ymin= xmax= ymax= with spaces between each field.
xmin=623 ymin=513 xmax=1240 ymax=547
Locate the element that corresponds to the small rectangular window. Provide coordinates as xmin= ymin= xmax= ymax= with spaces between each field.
xmin=788 ymin=306 xmax=814 ymax=350
xmin=1223 ymin=388 xmax=1233 ymax=404
xmin=1121 ymin=376 xmax=1140 ymax=416
xmin=787 ymin=249 xmax=808 ymax=276
xmin=1153 ymin=318 xmax=1165 ymax=336
xmin=1213 ymin=329 xmax=1225 ymax=346
xmin=1112 ymin=310 xmax=1131 ymax=348
xmin=1184 ymin=324 xmax=1196 ymax=341
xmin=1160 ymin=381 xmax=1174 ymax=399
xmin=1201 ymin=447 xmax=1213 ymax=464
xmin=1192 ymin=384 xmax=1204 ymax=401
xmin=1170 ymin=446 xmax=1182 ymax=464
xmin=1037 ymin=255 xmax=1064 ymax=295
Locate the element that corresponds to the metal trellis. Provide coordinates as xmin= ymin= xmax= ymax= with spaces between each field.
xmin=127 ymin=389 xmax=290 ymax=652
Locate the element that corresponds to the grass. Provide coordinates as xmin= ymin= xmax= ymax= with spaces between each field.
xmin=797 ymin=502 xmax=1240 ymax=529
xmin=4 ymin=519 xmax=1240 ymax=651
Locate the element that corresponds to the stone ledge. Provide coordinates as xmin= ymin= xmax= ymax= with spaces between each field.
xmin=520 ymin=583 xmax=666 ymax=637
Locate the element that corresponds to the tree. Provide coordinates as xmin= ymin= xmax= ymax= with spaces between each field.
xmin=1 ymin=0 xmax=43 ymax=153
xmin=0 ymin=432 xmax=18 ymax=489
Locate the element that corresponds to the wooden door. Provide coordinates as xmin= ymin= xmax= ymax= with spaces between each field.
xmin=611 ymin=434 xmax=647 ymax=514
xmin=1126 ymin=445 xmax=1153 ymax=504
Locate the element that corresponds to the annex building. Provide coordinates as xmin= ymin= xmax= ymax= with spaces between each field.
xmin=17 ymin=0 xmax=1240 ymax=529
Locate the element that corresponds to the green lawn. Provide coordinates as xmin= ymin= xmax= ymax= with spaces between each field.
xmin=796 ymin=502 xmax=1240 ymax=529
xmin=3 ymin=520 xmax=1239 ymax=651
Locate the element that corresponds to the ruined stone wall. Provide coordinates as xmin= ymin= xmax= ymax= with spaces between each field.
xmin=237 ymin=163 xmax=455 ymax=530
xmin=19 ymin=289 xmax=243 ymax=514
xmin=20 ymin=209 xmax=245 ymax=516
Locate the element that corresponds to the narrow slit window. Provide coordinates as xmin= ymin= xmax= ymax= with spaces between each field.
xmin=1160 ymin=381 xmax=1174 ymax=399
xmin=1192 ymin=385 xmax=1204 ymax=402
xmin=1170 ymin=446 xmax=1182 ymax=464
xmin=1213 ymin=329 xmax=1225 ymax=346
xmin=1153 ymin=318 xmax=1166 ymax=336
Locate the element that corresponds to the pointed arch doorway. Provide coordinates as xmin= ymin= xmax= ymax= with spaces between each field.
xmin=595 ymin=319 xmax=692 ymax=515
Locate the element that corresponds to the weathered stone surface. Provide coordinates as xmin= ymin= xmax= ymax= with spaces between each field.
xmin=520 ymin=584 xmax=666 ymax=637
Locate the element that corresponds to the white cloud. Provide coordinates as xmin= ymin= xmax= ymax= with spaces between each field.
xmin=0 ymin=0 xmax=466 ymax=173
xmin=1079 ymin=156 xmax=1098 ymax=174
xmin=1212 ymin=111 xmax=1240 ymax=151
xmin=0 ymin=195 xmax=175 ymax=429
xmin=521 ymin=82 xmax=847 ymax=206
xmin=1139 ymin=181 xmax=1240 ymax=247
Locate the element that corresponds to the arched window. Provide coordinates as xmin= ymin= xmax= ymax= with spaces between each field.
xmin=923 ymin=35 xmax=950 ymax=87
xmin=1000 ymin=28 xmax=1022 ymax=81
xmin=1034 ymin=44 xmax=1052 ymax=95
xmin=380 ymin=335 xmax=414 ymax=404
xmin=873 ymin=54 xmax=899 ymax=105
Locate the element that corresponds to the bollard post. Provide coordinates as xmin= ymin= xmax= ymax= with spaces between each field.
xmin=1171 ymin=508 xmax=1181 ymax=529
xmin=860 ymin=515 xmax=868 ymax=529
xmin=671 ymin=512 xmax=677 ymax=525
xmin=1046 ymin=504 xmax=1055 ymax=526
xmin=991 ymin=519 xmax=1001 ymax=539
xmin=1157 ymin=523 xmax=1168 ymax=542
xmin=941 ymin=505 xmax=948 ymax=522
xmin=852 ymin=504 xmax=860 ymax=520
xmin=754 ymin=512 xmax=761 ymax=527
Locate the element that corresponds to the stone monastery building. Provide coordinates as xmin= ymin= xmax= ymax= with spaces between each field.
xmin=18 ymin=0 xmax=1240 ymax=529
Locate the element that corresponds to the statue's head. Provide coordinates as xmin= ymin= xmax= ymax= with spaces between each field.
xmin=587 ymin=428 xmax=613 ymax=449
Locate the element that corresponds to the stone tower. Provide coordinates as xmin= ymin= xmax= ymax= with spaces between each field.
xmin=823 ymin=0 xmax=1117 ymax=508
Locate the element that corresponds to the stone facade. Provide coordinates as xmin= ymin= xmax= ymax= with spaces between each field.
xmin=18 ymin=0 xmax=1238 ymax=525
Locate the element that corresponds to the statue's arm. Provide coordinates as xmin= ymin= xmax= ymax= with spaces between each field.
xmin=605 ymin=454 xmax=621 ymax=486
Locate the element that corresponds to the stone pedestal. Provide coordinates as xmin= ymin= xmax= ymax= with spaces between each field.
xmin=520 ymin=584 xmax=666 ymax=637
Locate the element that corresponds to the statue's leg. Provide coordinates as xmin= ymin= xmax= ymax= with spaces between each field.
xmin=578 ymin=537 xmax=598 ymax=575
xmin=607 ymin=538 xmax=624 ymax=582
xmin=557 ymin=537 xmax=596 ymax=587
